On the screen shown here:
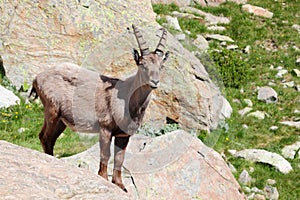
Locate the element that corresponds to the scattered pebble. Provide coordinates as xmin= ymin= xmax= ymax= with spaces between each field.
xmin=266 ymin=179 xmax=276 ymax=185
xmin=269 ymin=126 xmax=278 ymax=131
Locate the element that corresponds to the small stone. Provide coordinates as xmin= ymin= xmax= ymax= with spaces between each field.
xmin=228 ymin=162 xmax=237 ymax=173
xmin=264 ymin=186 xmax=279 ymax=200
xmin=244 ymin=99 xmax=253 ymax=107
xmin=239 ymin=107 xmax=253 ymax=116
xmin=254 ymin=194 xmax=266 ymax=200
xmin=233 ymin=149 xmax=293 ymax=174
xmin=251 ymin=187 xmax=263 ymax=194
xmin=292 ymin=24 xmax=300 ymax=34
xmin=242 ymin=4 xmax=273 ymax=18
xmin=280 ymin=121 xmax=300 ymax=129
xmin=193 ymin=34 xmax=209 ymax=51
xmin=247 ymin=111 xmax=266 ymax=120
xmin=206 ymin=34 xmax=234 ymax=42
xmin=244 ymin=186 xmax=251 ymax=193
xmin=165 ymin=15 xmax=182 ymax=31
xmin=294 ymin=109 xmax=300 ymax=114
xmin=227 ymin=44 xmax=239 ymax=50
xmin=228 ymin=149 xmax=237 ymax=155
xmin=249 ymin=167 xmax=255 ymax=173
xmin=244 ymin=45 xmax=251 ymax=54
xmin=207 ymin=25 xmax=226 ymax=31
xmin=275 ymin=69 xmax=288 ymax=78
xmin=18 ymin=127 xmax=28 ymax=134
xmin=243 ymin=124 xmax=249 ymax=129
xmin=292 ymin=68 xmax=300 ymax=77
xmin=257 ymin=86 xmax=278 ymax=103
xmin=266 ymin=179 xmax=276 ymax=185
xmin=239 ymin=169 xmax=252 ymax=185
xmin=269 ymin=126 xmax=278 ymax=131
xmin=248 ymin=193 xmax=255 ymax=200
xmin=296 ymin=85 xmax=300 ymax=92
xmin=281 ymin=141 xmax=300 ymax=159
xmin=282 ymin=81 xmax=295 ymax=88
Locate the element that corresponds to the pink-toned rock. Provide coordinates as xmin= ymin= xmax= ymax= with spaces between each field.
xmin=0 ymin=140 xmax=130 ymax=200
xmin=64 ymin=130 xmax=246 ymax=199
xmin=242 ymin=4 xmax=273 ymax=18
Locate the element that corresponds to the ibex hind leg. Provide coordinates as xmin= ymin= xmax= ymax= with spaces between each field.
xmin=39 ymin=119 xmax=66 ymax=156
xmin=39 ymin=105 xmax=66 ymax=156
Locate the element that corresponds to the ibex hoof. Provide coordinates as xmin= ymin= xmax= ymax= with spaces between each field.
xmin=112 ymin=180 xmax=128 ymax=193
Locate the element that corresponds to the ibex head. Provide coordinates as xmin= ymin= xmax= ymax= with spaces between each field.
xmin=132 ymin=25 xmax=169 ymax=89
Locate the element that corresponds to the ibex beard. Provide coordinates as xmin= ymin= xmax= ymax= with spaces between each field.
xmin=30 ymin=24 xmax=169 ymax=192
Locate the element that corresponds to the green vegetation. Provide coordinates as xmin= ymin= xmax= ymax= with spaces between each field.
xmin=154 ymin=1 xmax=299 ymax=199
xmin=0 ymin=79 xmax=98 ymax=157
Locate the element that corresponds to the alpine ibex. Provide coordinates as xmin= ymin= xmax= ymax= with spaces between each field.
xmin=30 ymin=25 xmax=169 ymax=192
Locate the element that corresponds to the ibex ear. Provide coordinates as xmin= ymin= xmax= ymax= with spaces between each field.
xmin=163 ymin=51 xmax=170 ymax=63
xmin=132 ymin=48 xmax=140 ymax=65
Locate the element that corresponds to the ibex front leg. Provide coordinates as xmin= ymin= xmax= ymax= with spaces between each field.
xmin=98 ymin=128 xmax=112 ymax=181
xmin=112 ymin=136 xmax=130 ymax=192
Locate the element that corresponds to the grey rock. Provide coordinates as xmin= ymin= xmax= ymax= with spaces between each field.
xmin=266 ymin=179 xmax=276 ymax=185
xmin=251 ymin=187 xmax=263 ymax=194
xmin=247 ymin=111 xmax=266 ymax=120
xmin=0 ymin=140 xmax=130 ymax=200
xmin=244 ymin=45 xmax=251 ymax=54
xmin=207 ymin=25 xmax=226 ymax=31
xmin=281 ymin=141 xmax=300 ymax=159
xmin=63 ymin=130 xmax=246 ymax=199
xmin=165 ymin=15 xmax=182 ymax=31
xmin=232 ymin=149 xmax=293 ymax=174
xmin=292 ymin=68 xmax=300 ymax=77
xmin=282 ymin=81 xmax=295 ymax=88
xmin=296 ymin=85 xmax=300 ymax=92
xmin=227 ymin=44 xmax=239 ymax=50
xmin=239 ymin=169 xmax=252 ymax=185
xmin=220 ymin=96 xmax=232 ymax=119
xmin=254 ymin=194 xmax=266 ymax=200
xmin=280 ymin=121 xmax=300 ymax=129
xmin=193 ymin=34 xmax=209 ymax=52
xmin=292 ymin=24 xmax=300 ymax=34
xmin=269 ymin=126 xmax=278 ymax=131
xmin=242 ymin=4 xmax=273 ymax=18
xmin=228 ymin=162 xmax=237 ymax=173
xmin=180 ymin=7 xmax=230 ymax=25
xmin=206 ymin=34 xmax=235 ymax=42
xmin=257 ymin=86 xmax=278 ymax=103
xmin=264 ymin=185 xmax=279 ymax=200
xmin=244 ymin=99 xmax=253 ymax=107
xmin=238 ymin=107 xmax=253 ymax=116
xmin=0 ymin=85 xmax=20 ymax=108
xmin=275 ymin=69 xmax=288 ymax=78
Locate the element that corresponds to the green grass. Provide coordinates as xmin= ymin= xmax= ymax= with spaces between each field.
xmin=154 ymin=0 xmax=300 ymax=199
xmin=0 ymin=98 xmax=98 ymax=157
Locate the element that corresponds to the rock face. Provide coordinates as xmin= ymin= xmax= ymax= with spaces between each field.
xmin=0 ymin=140 xmax=130 ymax=200
xmin=0 ymin=85 xmax=20 ymax=108
xmin=0 ymin=0 xmax=229 ymax=131
xmin=231 ymin=149 xmax=293 ymax=174
xmin=63 ymin=130 xmax=246 ymax=199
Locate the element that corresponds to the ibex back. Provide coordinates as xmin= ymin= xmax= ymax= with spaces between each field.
xmin=31 ymin=25 xmax=169 ymax=192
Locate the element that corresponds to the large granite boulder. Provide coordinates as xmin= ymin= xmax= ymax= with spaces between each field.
xmin=63 ymin=130 xmax=246 ymax=199
xmin=0 ymin=0 xmax=229 ymax=130
xmin=0 ymin=140 xmax=130 ymax=199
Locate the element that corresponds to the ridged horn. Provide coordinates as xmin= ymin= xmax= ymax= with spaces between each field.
xmin=132 ymin=24 xmax=150 ymax=56
xmin=156 ymin=28 xmax=167 ymax=53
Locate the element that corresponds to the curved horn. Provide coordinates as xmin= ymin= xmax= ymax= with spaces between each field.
xmin=132 ymin=24 xmax=150 ymax=56
xmin=156 ymin=28 xmax=167 ymax=53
